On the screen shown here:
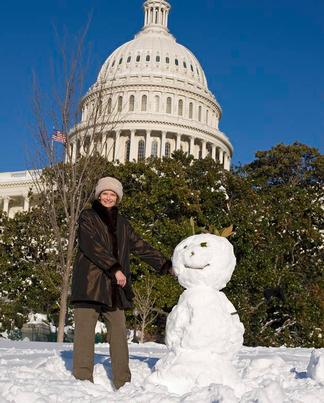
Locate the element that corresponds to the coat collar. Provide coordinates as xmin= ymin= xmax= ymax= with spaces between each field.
xmin=92 ymin=199 xmax=118 ymax=234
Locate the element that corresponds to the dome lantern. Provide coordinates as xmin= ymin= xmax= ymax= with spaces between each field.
xmin=143 ymin=0 xmax=171 ymax=31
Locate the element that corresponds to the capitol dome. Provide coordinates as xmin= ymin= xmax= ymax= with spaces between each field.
xmin=70 ymin=0 xmax=233 ymax=168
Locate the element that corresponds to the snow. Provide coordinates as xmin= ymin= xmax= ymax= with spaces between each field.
xmin=27 ymin=313 xmax=48 ymax=325
xmin=307 ymin=350 xmax=324 ymax=383
xmin=0 ymin=340 xmax=323 ymax=402
xmin=1 ymin=234 xmax=322 ymax=401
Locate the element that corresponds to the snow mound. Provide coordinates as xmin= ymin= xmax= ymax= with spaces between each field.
xmin=0 ymin=341 xmax=323 ymax=402
xmin=307 ymin=350 xmax=324 ymax=383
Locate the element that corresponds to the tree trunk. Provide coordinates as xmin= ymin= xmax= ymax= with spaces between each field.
xmin=57 ymin=267 xmax=72 ymax=342
xmin=140 ymin=318 xmax=146 ymax=343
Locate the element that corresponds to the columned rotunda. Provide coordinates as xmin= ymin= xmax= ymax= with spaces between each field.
xmin=70 ymin=0 xmax=233 ymax=168
xmin=0 ymin=0 xmax=233 ymax=217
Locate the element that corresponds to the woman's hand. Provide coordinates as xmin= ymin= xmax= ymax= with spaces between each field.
xmin=115 ymin=270 xmax=127 ymax=287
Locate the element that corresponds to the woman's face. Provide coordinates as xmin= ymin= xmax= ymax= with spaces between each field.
xmin=99 ymin=190 xmax=118 ymax=208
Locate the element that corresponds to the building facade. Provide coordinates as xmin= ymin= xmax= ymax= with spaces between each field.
xmin=0 ymin=0 xmax=233 ymax=216
xmin=0 ymin=171 xmax=37 ymax=218
xmin=69 ymin=0 xmax=233 ymax=167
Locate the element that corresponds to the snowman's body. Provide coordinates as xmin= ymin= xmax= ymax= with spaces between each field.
xmin=148 ymin=234 xmax=245 ymax=395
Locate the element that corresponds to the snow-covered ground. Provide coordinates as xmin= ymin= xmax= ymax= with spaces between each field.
xmin=0 ymin=340 xmax=323 ymax=402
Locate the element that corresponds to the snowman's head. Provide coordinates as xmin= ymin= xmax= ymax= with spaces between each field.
xmin=172 ymin=233 xmax=236 ymax=290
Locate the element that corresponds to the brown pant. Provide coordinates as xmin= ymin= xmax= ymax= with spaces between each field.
xmin=73 ymin=307 xmax=131 ymax=389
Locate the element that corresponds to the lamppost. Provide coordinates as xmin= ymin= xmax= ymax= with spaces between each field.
xmin=132 ymin=308 xmax=139 ymax=343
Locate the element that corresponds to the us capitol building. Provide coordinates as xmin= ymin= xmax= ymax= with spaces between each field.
xmin=0 ymin=0 xmax=233 ymax=218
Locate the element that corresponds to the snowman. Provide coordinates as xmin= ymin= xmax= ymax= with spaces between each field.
xmin=147 ymin=233 xmax=245 ymax=396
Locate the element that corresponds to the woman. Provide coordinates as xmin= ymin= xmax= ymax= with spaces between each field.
xmin=70 ymin=176 xmax=172 ymax=389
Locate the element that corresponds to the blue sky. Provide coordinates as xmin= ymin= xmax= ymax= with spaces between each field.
xmin=0 ymin=0 xmax=323 ymax=172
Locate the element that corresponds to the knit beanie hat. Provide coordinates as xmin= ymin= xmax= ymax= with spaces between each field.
xmin=95 ymin=177 xmax=123 ymax=201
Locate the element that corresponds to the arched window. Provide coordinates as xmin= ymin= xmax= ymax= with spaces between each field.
xmin=198 ymin=105 xmax=202 ymax=121
xmin=129 ymin=95 xmax=135 ymax=112
xmin=190 ymin=64 xmax=194 ymax=72
xmin=183 ymin=61 xmax=187 ymax=68
xmin=146 ymin=54 xmax=150 ymax=62
xmin=175 ymin=59 xmax=179 ymax=66
xmin=189 ymin=102 xmax=193 ymax=119
xmin=178 ymin=99 xmax=183 ymax=116
xmin=125 ymin=140 xmax=130 ymax=161
xmin=166 ymin=97 xmax=172 ymax=114
xmin=165 ymin=142 xmax=171 ymax=157
xmin=206 ymin=109 xmax=209 ymax=124
xmin=119 ymin=58 xmax=123 ymax=65
xmin=118 ymin=96 xmax=123 ymax=112
xmin=154 ymin=95 xmax=160 ymax=112
xmin=141 ymin=95 xmax=147 ymax=111
xmin=107 ymin=98 xmax=112 ymax=114
xmin=127 ymin=56 xmax=131 ymax=63
xmin=138 ymin=140 xmax=145 ymax=161
xmin=151 ymin=140 xmax=158 ymax=158
xmin=111 ymin=60 xmax=115 ymax=67
xmin=136 ymin=55 xmax=141 ymax=62
xmin=156 ymin=55 xmax=160 ymax=62
xmin=166 ymin=57 xmax=170 ymax=64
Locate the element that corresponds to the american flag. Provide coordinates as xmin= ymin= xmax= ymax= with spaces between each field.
xmin=52 ymin=130 xmax=66 ymax=144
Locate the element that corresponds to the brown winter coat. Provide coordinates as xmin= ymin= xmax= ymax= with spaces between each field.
xmin=70 ymin=200 xmax=170 ymax=309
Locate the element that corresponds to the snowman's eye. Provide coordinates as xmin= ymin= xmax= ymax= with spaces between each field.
xmin=191 ymin=251 xmax=195 ymax=256
xmin=183 ymin=245 xmax=187 ymax=249
xmin=200 ymin=242 xmax=207 ymax=247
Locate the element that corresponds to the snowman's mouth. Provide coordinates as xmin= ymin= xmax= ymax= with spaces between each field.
xmin=184 ymin=263 xmax=210 ymax=270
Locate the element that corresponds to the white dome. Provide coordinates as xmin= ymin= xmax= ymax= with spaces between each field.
xmin=98 ymin=30 xmax=208 ymax=90
xmin=73 ymin=0 xmax=233 ymax=170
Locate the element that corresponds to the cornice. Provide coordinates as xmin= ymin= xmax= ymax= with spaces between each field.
xmin=0 ymin=180 xmax=34 ymax=188
xmin=72 ymin=119 xmax=233 ymax=154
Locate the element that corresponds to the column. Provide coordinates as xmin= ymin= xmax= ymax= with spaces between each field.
xmin=161 ymin=8 xmax=165 ymax=26
xmin=175 ymin=133 xmax=181 ymax=151
xmin=149 ymin=7 xmax=152 ymax=24
xmin=114 ymin=130 xmax=120 ymax=161
xmin=160 ymin=131 xmax=166 ymax=158
xmin=224 ymin=154 xmax=231 ymax=170
xmin=23 ymin=195 xmax=30 ymax=212
xmin=72 ymin=140 xmax=77 ymax=162
xmin=145 ymin=130 xmax=151 ymax=159
xmin=211 ymin=144 xmax=216 ymax=161
xmin=102 ymin=133 xmax=107 ymax=158
xmin=227 ymin=156 xmax=232 ymax=170
xmin=80 ymin=135 xmax=85 ymax=156
xmin=201 ymin=140 xmax=207 ymax=158
xmin=129 ymin=130 xmax=136 ymax=161
xmin=219 ymin=149 xmax=224 ymax=166
xmin=158 ymin=8 xmax=162 ymax=24
xmin=3 ymin=196 xmax=10 ymax=215
xmin=189 ymin=136 xmax=195 ymax=157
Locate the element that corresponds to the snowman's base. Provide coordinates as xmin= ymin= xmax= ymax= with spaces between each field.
xmin=147 ymin=349 xmax=245 ymax=396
